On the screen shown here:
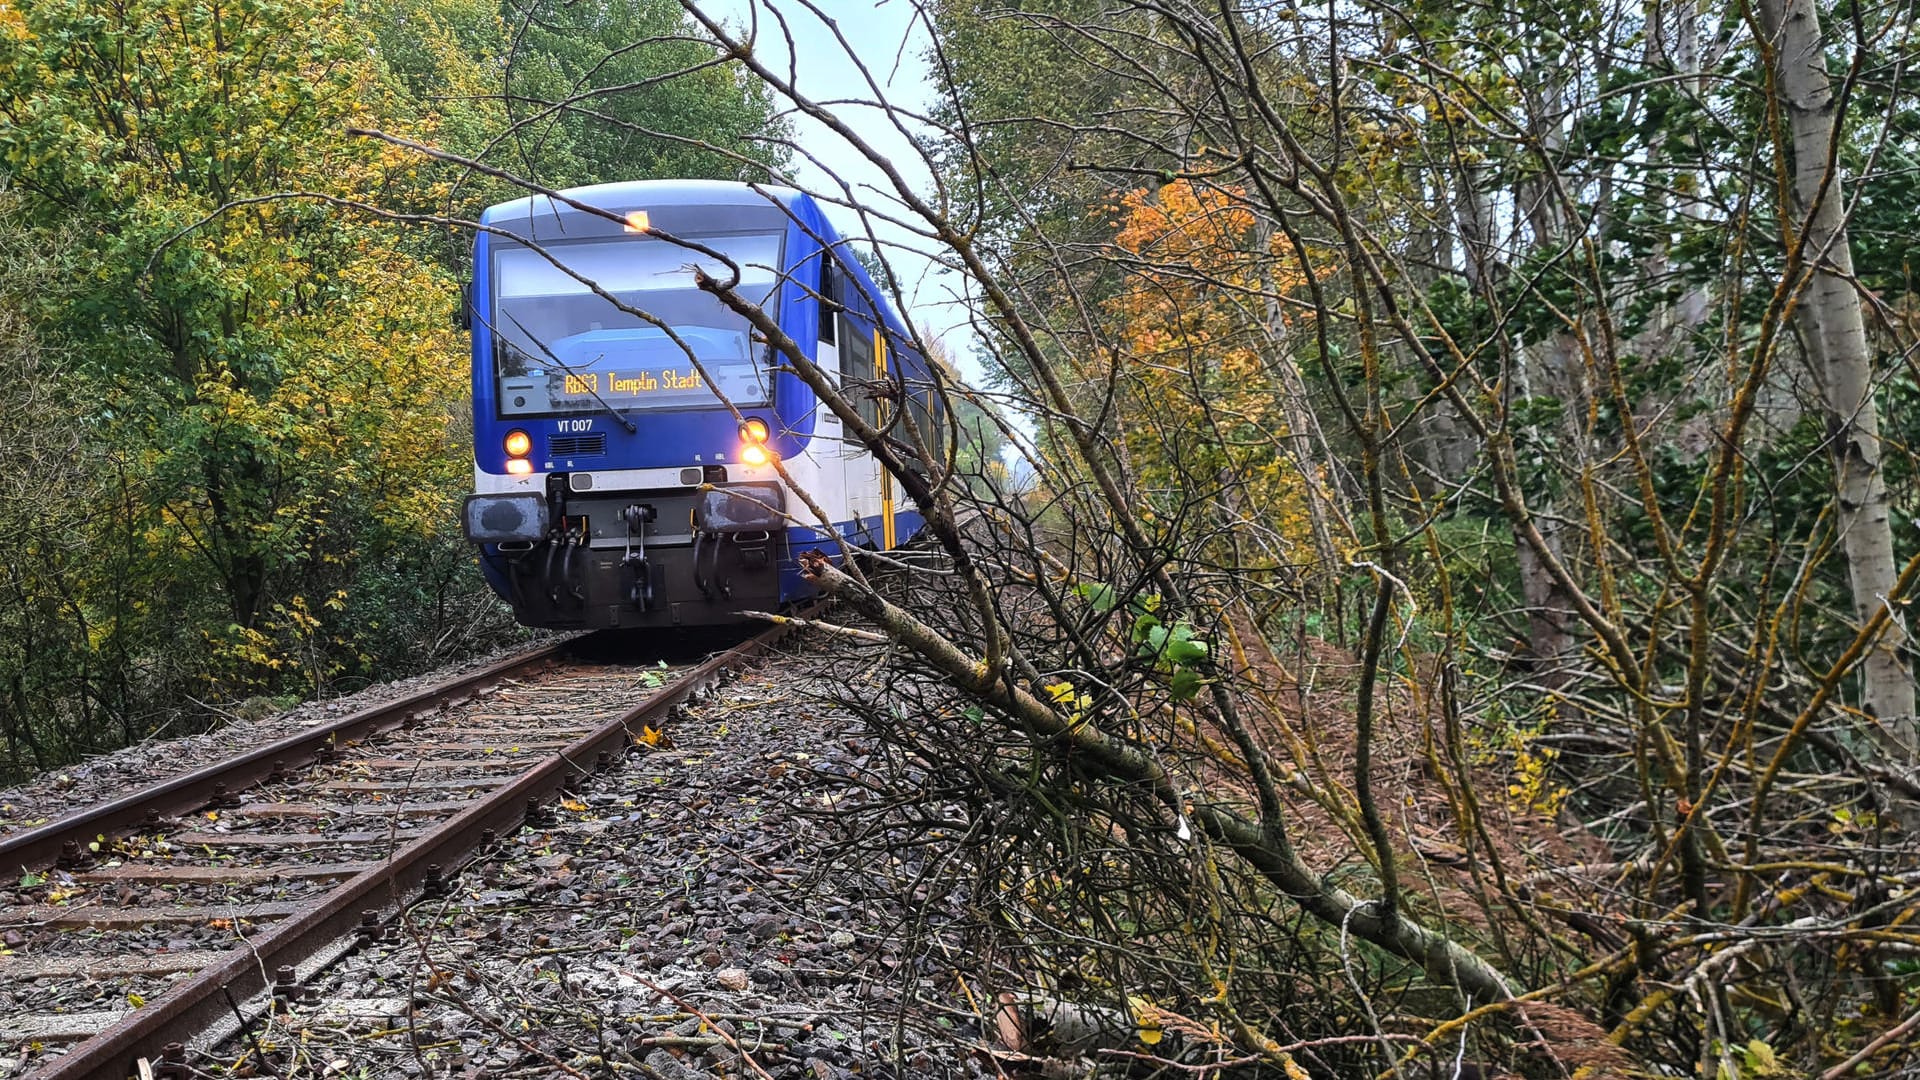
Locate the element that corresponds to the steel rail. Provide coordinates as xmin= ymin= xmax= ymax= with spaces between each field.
xmin=28 ymin=617 xmax=805 ymax=1080
xmin=0 ymin=643 xmax=567 ymax=877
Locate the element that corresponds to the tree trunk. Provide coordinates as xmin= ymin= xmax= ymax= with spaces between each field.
xmin=1251 ymin=217 xmax=1344 ymax=598
xmin=1518 ymin=68 xmax=1592 ymax=715
xmin=1510 ymin=332 xmax=1583 ymax=706
xmin=1758 ymin=0 xmax=1916 ymax=758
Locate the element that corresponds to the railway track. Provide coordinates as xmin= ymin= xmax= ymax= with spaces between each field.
xmin=0 ymin=622 xmax=802 ymax=1079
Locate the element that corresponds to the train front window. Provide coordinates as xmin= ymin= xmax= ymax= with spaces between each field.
xmin=490 ymin=231 xmax=781 ymax=418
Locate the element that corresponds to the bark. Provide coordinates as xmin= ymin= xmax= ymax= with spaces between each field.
xmin=1757 ymin=0 xmax=1916 ymax=758
xmin=1404 ymin=178 xmax=1476 ymax=486
xmin=1458 ymin=147 xmax=1585 ymax=700
xmin=1514 ymin=507 xmax=1578 ymax=690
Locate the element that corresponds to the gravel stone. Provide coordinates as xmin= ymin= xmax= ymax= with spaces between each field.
xmin=713 ymin=966 xmax=751 ymax=991
xmin=644 ymin=1049 xmax=704 ymax=1079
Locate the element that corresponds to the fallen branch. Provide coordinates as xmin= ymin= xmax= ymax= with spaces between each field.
xmin=798 ymin=552 xmax=1516 ymax=1005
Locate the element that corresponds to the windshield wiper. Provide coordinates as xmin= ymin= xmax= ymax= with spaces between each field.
xmin=502 ymin=312 xmax=639 ymax=434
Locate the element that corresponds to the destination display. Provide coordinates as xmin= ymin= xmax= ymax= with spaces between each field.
xmin=566 ymin=366 xmax=707 ymax=397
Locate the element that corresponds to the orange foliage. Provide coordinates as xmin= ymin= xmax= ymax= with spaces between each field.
xmin=1101 ymin=180 xmax=1330 ymax=563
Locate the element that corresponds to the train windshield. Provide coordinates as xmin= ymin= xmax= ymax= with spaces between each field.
xmin=489 ymin=231 xmax=781 ymax=418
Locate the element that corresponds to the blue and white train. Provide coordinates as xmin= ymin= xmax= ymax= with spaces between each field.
xmin=459 ymin=180 xmax=935 ymax=629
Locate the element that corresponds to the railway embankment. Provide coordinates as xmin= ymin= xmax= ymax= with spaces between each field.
xmin=0 ymin=630 xmax=995 ymax=1079
xmin=204 ymin=657 xmax=987 ymax=1079
xmin=0 ymin=642 xmax=550 ymax=839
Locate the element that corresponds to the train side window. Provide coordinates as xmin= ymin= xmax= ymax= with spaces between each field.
xmin=839 ymin=314 xmax=873 ymax=427
xmin=908 ymin=385 xmax=941 ymax=461
xmin=818 ymin=260 xmax=837 ymax=346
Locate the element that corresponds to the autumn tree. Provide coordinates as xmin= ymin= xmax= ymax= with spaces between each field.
xmin=0 ymin=0 xmax=788 ymax=772
xmin=0 ymin=0 xmax=468 ymax=693
xmin=1106 ymin=179 xmax=1343 ymax=596
xmin=498 ymin=0 xmax=787 ymax=187
xmin=0 ymin=193 xmax=119 ymax=769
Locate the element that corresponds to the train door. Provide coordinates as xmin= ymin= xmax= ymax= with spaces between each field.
xmin=838 ymin=314 xmax=883 ymax=542
xmin=810 ymin=257 xmax=850 ymax=540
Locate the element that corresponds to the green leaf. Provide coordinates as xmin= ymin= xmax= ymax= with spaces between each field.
xmin=1742 ymin=1038 xmax=1781 ymax=1076
xmin=1140 ymin=623 xmax=1172 ymax=658
xmin=1166 ymin=624 xmax=1209 ymax=665
xmin=18 ymin=871 xmax=44 ymax=887
xmin=1169 ymin=670 xmax=1203 ymax=701
xmin=1073 ymin=581 xmax=1118 ymax=613
xmin=1168 ymin=638 xmax=1209 ymax=666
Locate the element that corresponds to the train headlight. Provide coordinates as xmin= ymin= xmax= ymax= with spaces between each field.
xmin=740 ymin=417 xmax=770 ymax=443
xmin=505 ymin=458 xmax=534 ymax=476
xmin=740 ymin=443 xmax=771 ymax=467
xmin=503 ymin=429 xmax=532 ymax=458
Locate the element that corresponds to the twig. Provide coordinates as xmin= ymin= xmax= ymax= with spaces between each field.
xmin=1820 ymin=1003 xmax=1920 ymax=1080
xmin=636 ymin=1035 xmax=789 ymax=1052
xmin=738 ymin=610 xmax=889 ymax=643
xmin=224 ymin=986 xmax=283 ymax=1078
xmin=620 ymin=970 xmax=779 ymax=1080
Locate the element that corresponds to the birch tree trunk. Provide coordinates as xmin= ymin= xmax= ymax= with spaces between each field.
xmin=1757 ymin=0 xmax=1916 ymax=758
xmin=1251 ymin=218 xmax=1344 ymax=596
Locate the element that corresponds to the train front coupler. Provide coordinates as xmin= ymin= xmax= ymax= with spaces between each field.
xmin=543 ymin=521 xmax=586 ymax=608
xmin=620 ymin=503 xmax=657 ymax=609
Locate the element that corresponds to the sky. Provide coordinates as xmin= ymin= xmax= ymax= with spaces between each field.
xmin=692 ymin=0 xmax=980 ymax=374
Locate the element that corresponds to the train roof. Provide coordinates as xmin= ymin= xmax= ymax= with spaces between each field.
xmin=479 ymin=179 xmax=811 ymax=228
xmin=475 ymin=178 xmax=920 ymax=346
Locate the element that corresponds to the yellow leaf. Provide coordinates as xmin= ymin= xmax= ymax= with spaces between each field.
xmin=635 ymin=726 xmax=664 ymax=747
xmin=1129 ymin=994 xmax=1163 ymax=1046
xmin=1744 ymin=1039 xmax=1782 ymax=1075
xmin=0 ymin=3 xmax=33 ymax=41
xmin=127 ymin=991 xmax=145 ymax=1008
xmin=560 ymin=797 xmax=588 ymax=813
